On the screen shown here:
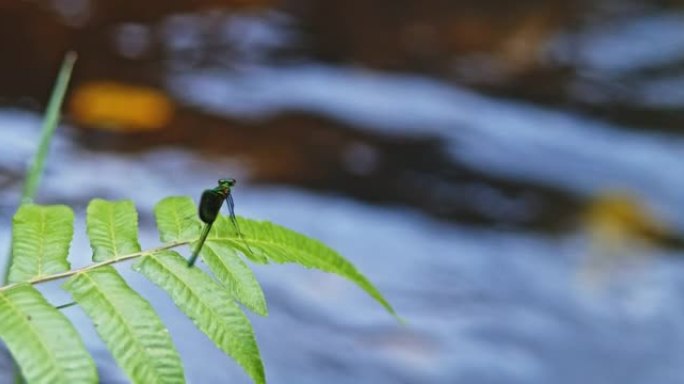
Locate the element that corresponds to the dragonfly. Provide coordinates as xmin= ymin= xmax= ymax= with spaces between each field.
xmin=187 ymin=178 xmax=252 ymax=267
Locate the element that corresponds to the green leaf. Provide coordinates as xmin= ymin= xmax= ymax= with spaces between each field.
xmin=86 ymin=199 xmax=141 ymax=261
xmin=208 ymin=216 xmax=268 ymax=264
xmin=212 ymin=215 xmax=398 ymax=318
xmin=0 ymin=284 xmax=97 ymax=384
xmin=134 ymin=251 xmax=265 ymax=384
xmin=154 ymin=197 xmax=200 ymax=243
xmin=64 ymin=266 xmax=185 ymax=384
xmin=154 ymin=197 xmax=267 ymax=315
xmin=21 ymin=52 xmax=77 ymax=204
xmin=155 ymin=196 xmax=397 ymax=318
xmin=9 ymin=204 xmax=73 ymax=283
xmin=201 ymin=242 xmax=267 ymax=316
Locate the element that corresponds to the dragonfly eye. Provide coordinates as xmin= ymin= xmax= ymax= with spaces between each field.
xmin=218 ymin=178 xmax=237 ymax=187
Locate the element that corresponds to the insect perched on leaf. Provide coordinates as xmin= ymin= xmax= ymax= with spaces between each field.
xmin=187 ymin=178 xmax=252 ymax=267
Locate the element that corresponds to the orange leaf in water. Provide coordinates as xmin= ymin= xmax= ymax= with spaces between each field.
xmin=70 ymin=81 xmax=174 ymax=132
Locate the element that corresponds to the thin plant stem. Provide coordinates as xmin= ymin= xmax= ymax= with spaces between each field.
xmin=21 ymin=52 xmax=77 ymax=205
xmin=0 ymin=240 xmax=189 ymax=292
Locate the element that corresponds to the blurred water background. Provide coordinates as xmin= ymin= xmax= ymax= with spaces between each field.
xmin=1 ymin=1 xmax=684 ymax=383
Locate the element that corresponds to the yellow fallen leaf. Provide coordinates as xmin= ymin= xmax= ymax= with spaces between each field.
xmin=577 ymin=190 xmax=671 ymax=288
xmin=70 ymin=81 xmax=174 ymax=132
xmin=583 ymin=191 xmax=667 ymax=248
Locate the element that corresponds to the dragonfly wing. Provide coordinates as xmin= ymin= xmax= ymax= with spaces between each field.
xmin=226 ymin=193 xmax=241 ymax=235
xmin=226 ymin=193 xmax=255 ymax=257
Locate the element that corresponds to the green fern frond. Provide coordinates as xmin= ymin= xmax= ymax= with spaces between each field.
xmin=63 ymin=267 xmax=184 ymax=384
xmin=0 ymin=284 xmax=96 ymax=384
xmin=201 ymin=243 xmax=268 ymax=316
xmin=219 ymin=214 xmax=397 ymax=318
xmin=9 ymin=204 xmax=73 ymax=283
xmin=0 ymin=196 xmax=398 ymax=384
xmin=86 ymin=199 xmax=141 ymax=261
xmin=153 ymin=196 xmax=200 ymax=243
xmin=69 ymin=199 xmax=185 ymax=383
xmin=134 ymin=250 xmax=265 ymax=384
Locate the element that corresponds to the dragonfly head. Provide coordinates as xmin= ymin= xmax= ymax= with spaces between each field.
xmin=218 ymin=178 xmax=237 ymax=192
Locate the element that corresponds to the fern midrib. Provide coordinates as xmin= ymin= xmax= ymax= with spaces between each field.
xmin=202 ymin=243 xmax=267 ymax=316
xmin=204 ymin=243 xmax=241 ymax=289
xmin=0 ymin=289 xmax=68 ymax=383
xmin=211 ymin=236 xmax=322 ymax=265
xmin=0 ymin=241 xmax=189 ymax=292
xmin=171 ymin=207 xmax=186 ymax=241
xmin=37 ymin=209 xmax=46 ymax=277
xmin=107 ymin=206 xmax=120 ymax=258
xmin=145 ymin=254 xmax=257 ymax=356
xmin=77 ymin=271 xmax=164 ymax=384
xmin=146 ymin=254 xmax=230 ymax=326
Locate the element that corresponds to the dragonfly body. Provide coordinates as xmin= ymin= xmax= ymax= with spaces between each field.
xmin=199 ymin=188 xmax=227 ymax=223
xmin=187 ymin=178 xmax=240 ymax=267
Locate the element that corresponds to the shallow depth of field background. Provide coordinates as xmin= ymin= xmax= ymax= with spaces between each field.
xmin=1 ymin=1 xmax=684 ymax=383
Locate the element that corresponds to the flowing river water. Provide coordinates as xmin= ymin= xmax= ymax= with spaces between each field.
xmin=1 ymin=2 xmax=684 ymax=383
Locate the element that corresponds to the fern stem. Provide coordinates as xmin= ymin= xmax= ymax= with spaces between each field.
xmin=0 ymin=240 xmax=189 ymax=291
